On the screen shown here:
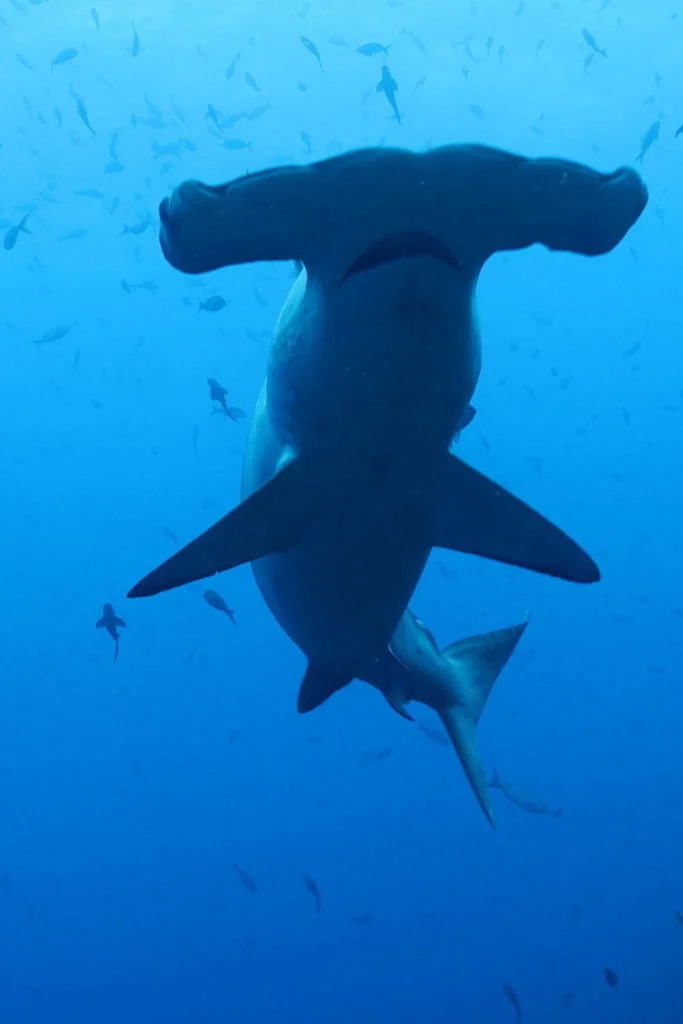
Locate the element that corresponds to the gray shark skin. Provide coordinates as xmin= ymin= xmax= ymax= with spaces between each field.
xmin=128 ymin=144 xmax=646 ymax=718
xmin=360 ymin=611 xmax=529 ymax=827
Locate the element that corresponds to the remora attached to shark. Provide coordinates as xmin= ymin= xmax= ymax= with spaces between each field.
xmin=128 ymin=144 xmax=647 ymax=820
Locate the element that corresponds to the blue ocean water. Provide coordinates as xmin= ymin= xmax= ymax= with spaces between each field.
xmin=1 ymin=1 xmax=681 ymax=1022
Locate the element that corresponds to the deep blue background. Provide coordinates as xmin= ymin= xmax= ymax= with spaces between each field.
xmin=1 ymin=1 xmax=681 ymax=1021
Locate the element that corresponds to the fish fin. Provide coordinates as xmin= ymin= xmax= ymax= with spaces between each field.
xmin=383 ymin=689 xmax=415 ymax=721
xmin=297 ymin=664 xmax=352 ymax=713
xmin=455 ymin=403 xmax=476 ymax=433
xmin=114 ymin=616 xmax=127 ymax=628
xmin=95 ymin=617 xmax=105 ymax=629
xmin=443 ymin=617 xmax=530 ymax=721
xmin=489 ymin=767 xmax=502 ymax=789
xmin=375 ymin=81 xmax=383 ymax=93
xmin=435 ymin=622 xmax=528 ymax=827
xmin=128 ymin=453 xmax=327 ymax=598
xmin=438 ymin=704 xmax=496 ymax=829
xmin=430 ymin=454 xmax=599 ymax=583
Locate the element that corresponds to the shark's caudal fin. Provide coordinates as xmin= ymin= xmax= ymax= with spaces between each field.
xmin=128 ymin=454 xmax=328 ymax=598
xmin=297 ymin=664 xmax=353 ymax=713
xmin=438 ymin=619 xmax=529 ymax=828
xmin=431 ymin=454 xmax=600 ymax=584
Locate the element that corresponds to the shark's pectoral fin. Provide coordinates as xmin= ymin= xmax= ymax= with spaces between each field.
xmin=297 ymin=664 xmax=352 ymax=713
xmin=431 ymin=454 xmax=599 ymax=584
xmin=128 ymin=454 xmax=325 ymax=599
xmin=438 ymin=618 xmax=530 ymax=829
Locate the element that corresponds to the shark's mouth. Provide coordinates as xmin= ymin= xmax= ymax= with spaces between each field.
xmin=341 ymin=230 xmax=461 ymax=282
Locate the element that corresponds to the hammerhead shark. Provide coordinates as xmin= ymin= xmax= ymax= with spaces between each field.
xmin=127 ymin=143 xmax=646 ymax=819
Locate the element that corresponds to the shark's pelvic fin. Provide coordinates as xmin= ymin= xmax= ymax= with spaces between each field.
xmin=431 ymin=454 xmax=599 ymax=584
xmin=383 ymin=687 xmax=416 ymax=721
xmin=128 ymin=455 xmax=326 ymax=598
xmin=297 ymin=664 xmax=352 ymax=713
xmin=439 ymin=618 xmax=530 ymax=828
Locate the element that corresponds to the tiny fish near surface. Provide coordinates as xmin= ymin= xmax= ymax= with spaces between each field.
xmin=604 ymin=967 xmax=619 ymax=989
xmin=233 ymin=864 xmax=258 ymax=892
xmin=198 ymin=296 xmax=226 ymax=313
xmin=502 ymin=982 xmax=522 ymax=1022
xmin=51 ymin=48 xmax=78 ymax=69
xmin=3 ymin=214 xmax=31 ymax=250
xmin=30 ymin=325 xmax=71 ymax=346
xmin=300 ymin=36 xmax=324 ymax=70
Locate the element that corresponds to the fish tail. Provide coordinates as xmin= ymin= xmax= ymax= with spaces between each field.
xmin=114 ymin=637 xmax=119 ymax=662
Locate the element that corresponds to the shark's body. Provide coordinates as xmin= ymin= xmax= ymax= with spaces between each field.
xmin=128 ymin=144 xmax=646 ymax=816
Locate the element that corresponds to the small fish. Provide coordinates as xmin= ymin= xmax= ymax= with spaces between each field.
xmin=233 ymin=864 xmax=258 ymax=892
xmin=203 ymin=589 xmax=236 ymax=624
xmin=376 ymin=65 xmax=401 ymax=124
xmin=244 ymin=72 xmax=260 ymax=92
xmin=30 ymin=324 xmax=71 ymax=347
xmin=74 ymin=188 xmax=104 ymax=199
xmin=144 ymin=93 xmax=162 ymax=120
xmin=51 ymin=48 xmax=78 ymax=71
xmin=121 ymin=219 xmax=149 ymax=236
xmin=408 ymin=31 xmax=427 ymax=56
xmin=469 ymin=103 xmax=484 ymax=120
xmin=96 ymin=602 xmax=126 ymax=662
xmin=170 ymin=97 xmax=185 ymax=123
xmin=418 ymin=722 xmax=449 ymax=747
xmin=489 ymin=769 xmax=553 ymax=815
xmin=54 ymin=106 xmax=63 ymax=127
xmin=129 ymin=22 xmax=142 ymax=57
xmin=198 ymin=296 xmax=226 ymax=313
xmin=244 ymin=104 xmax=270 ymax=121
xmin=222 ymin=138 xmax=252 ymax=150
xmin=16 ymin=53 xmax=35 ymax=71
xmin=69 ymin=83 xmax=96 ymax=135
xmin=91 ymin=7 xmax=100 ymax=30
xmin=604 ymin=968 xmax=618 ymax=989
xmin=60 ymin=229 xmax=88 ymax=241
xmin=206 ymin=104 xmax=222 ymax=131
xmin=502 ymin=982 xmax=522 ymax=1023
xmin=3 ymin=214 xmax=31 ymax=250
xmin=300 ymin=35 xmax=324 ymax=70
xmin=301 ymin=129 xmax=312 ymax=153
xmin=674 ymin=910 xmax=683 ymax=925
xmin=636 ymin=119 xmax=660 ymax=163
xmin=303 ymin=873 xmax=321 ymax=912
xmin=329 ymin=36 xmax=350 ymax=48
xmin=582 ymin=28 xmax=607 ymax=57
xmin=225 ymin=53 xmax=240 ymax=79
xmin=675 ymin=124 xmax=683 ymax=138
xmin=207 ymin=377 xmax=243 ymax=421
xmin=356 ymin=42 xmax=391 ymax=56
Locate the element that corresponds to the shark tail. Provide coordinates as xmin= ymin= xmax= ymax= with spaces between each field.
xmin=438 ymin=618 xmax=529 ymax=828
